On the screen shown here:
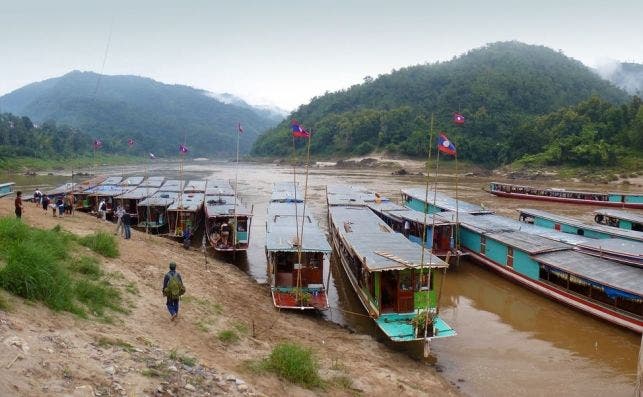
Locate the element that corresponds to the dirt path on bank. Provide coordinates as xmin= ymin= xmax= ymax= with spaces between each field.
xmin=0 ymin=199 xmax=457 ymax=397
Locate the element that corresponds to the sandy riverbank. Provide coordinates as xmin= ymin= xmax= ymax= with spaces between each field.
xmin=0 ymin=199 xmax=457 ymax=397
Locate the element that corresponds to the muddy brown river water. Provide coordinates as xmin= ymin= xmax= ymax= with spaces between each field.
xmin=6 ymin=160 xmax=641 ymax=396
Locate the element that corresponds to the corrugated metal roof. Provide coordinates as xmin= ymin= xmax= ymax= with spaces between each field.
xmin=402 ymin=187 xmax=494 ymax=214
xmin=368 ymin=202 xmax=454 ymax=226
xmin=518 ymin=208 xmax=643 ymax=242
xmin=205 ymin=179 xmax=235 ymax=196
xmin=329 ymin=206 xmax=449 ymax=271
xmin=45 ymin=183 xmax=77 ymax=196
xmin=271 ymin=181 xmax=303 ymax=202
xmin=205 ymin=195 xmax=251 ymax=217
xmin=139 ymin=176 xmax=165 ymax=188
xmin=594 ymin=208 xmax=643 ymax=225
xmin=578 ymin=239 xmax=643 ymax=259
xmin=266 ymin=200 xmax=330 ymax=252
xmin=100 ymin=177 xmax=123 ymax=186
xmin=118 ymin=187 xmax=159 ymax=200
xmin=159 ymin=180 xmax=185 ymax=192
xmin=184 ymin=180 xmax=207 ymax=193
xmin=533 ymin=250 xmax=643 ymax=296
xmin=167 ymin=193 xmax=205 ymax=212
xmin=119 ymin=176 xmax=144 ymax=187
xmin=486 ymin=231 xmax=570 ymax=254
xmin=85 ymin=185 xmax=133 ymax=197
xmin=327 ymin=184 xmax=389 ymax=207
xmin=138 ymin=191 xmax=179 ymax=207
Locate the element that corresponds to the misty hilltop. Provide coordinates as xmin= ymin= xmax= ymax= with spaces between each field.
xmin=253 ymin=41 xmax=641 ymax=168
xmin=0 ymin=71 xmax=283 ymax=157
xmin=595 ymin=62 xmax=643 ymax=95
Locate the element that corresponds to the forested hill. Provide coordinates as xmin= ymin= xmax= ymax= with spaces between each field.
xmin=598 ymin=62 xmax=643 ymax=95
xmin=252 ymin=41 xmax=633 ymax=166
xmin=0 ymin=71 xmax=282 ymax=157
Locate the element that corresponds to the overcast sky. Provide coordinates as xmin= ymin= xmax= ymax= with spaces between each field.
xmin=1 ymin=0 xmax=642 ymax=110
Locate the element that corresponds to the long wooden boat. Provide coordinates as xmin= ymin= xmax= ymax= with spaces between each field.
xmin=74 ymin=176 xmax=123 ymax=212
xmin=487 ymin=182 xmax=643 ymax=209
xmin=402 ymin=187 xmax=494 ymax=215
xmin=327 ymin=185 xmax=456 ymax=342
xmin=266 ymin=182 xmax=330 ymax=310
xmin=594 ymin=208 xmax=643 ymax=232
xmin=136 ymin=191 xmax=179 ymax=231
xmin=166 ymin=180 xmax=206 ymax=238
xmin=116 ymin=176 xmax=165 ymax=220
xmin=457 ymin=223 xmax=643 ymax=333
xmin=204 ymin=180 xmax=253 ymax=252
xmin=517 ymin=208 xmax=643 ymax=243
xmin=0 ymin=182 xmax=15 ymax=198
xmin=451 ymin=211 xmax=643 ymax=268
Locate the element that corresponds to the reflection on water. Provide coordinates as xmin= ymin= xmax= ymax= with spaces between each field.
xmin=4 ymin=160 xmax=640 ymax=396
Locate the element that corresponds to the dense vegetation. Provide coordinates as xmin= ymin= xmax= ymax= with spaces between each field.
xmin=252 ymin=42 xmax=637 ymax=166
xmin=0 ymin=71 xmax=282 ymax=157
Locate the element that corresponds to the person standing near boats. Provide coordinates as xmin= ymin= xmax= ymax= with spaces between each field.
xmin=162 ymin=262 xmax=185 ymax=321
xmin=114 ymin=204 xmax=125 ymax=236
xmin=14 ymin=191 xmax=23 ymax=219
xmin=33 ymin=188 xmax=42 ymax=206
xmin=122 ymin=206 xmax=131 ymax=240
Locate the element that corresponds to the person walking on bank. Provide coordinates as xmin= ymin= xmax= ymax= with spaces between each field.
xmin=114 ymin=204 xmax=125 ymax=236
xmin=122 ymin=207 xmax=131 ymax=240
xmin=15 ymin=191 xmax=24 ymax=219
xmin=162 ymin=262 xmax=185 ymax=321
xmin=34 ymin=188 xmax=42 ymax=206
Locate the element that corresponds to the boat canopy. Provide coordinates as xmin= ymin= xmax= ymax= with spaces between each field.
xmin=117 ymin=187 xmax=159 ymax=200
xmin=205 ymin=179 xmax=235 ymax=196
xmin=491 ymin=182 xmax=640 ymax=198
xmin=139 ymin=176 xmax=165 ymax=188
xmin=167 ymin=193 xmax=205 ymax=212
xmin=270 ymin=182 xmax=303 ymax=203
xmin=330 ymin=206 xmax=449 ymax=271
xmin=100 ymin=176 xmax=123 ymax=186
xmin=402 ymin=187 xmax=494 ymax=214
xmin=45 ymin=182 xmax=77 ymax=196
xmin=85 ymin=185 xmax=133 ymax=197
xmin=577 ymin=239 xmax=643 ymax=259
xmin=266 ymin=201 xmax=330 ymax=253
xmin=138 ymin=191 xmax=179 ymax=207
xmin=119 ymin=176 xmax=144 ymax=187
xmin=594 ymin=208 xmax=643 ymax=224
xmin=184 ymin=180 xmax=207 ymax=193
xmin=159 ymin=180 xmax=185 ymax=193
xmin=368 ymin=202 xmax=454 ymax=226
xmin=205 ymin=195 xmax=251 ymax=217
xmin=327 ymin=184 xmax=387 ymax=206
xmin=486 ymin=231 xmax=570 ymax=254
xmin=533 ymin=250 xmax=643 ymax=296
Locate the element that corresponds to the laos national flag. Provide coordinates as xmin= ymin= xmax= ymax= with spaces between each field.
xmin=453 ymin=112 xmax=465 ymax=125
xmin=437 ymin=133 xmax=456 ymax=155
xmin=179 ymin=144 xmax=188 ymax=154
xmin=291 ymin=119 xmax=310 ymax=138
xmin=93 ymin=139 xmax=103 ymax=149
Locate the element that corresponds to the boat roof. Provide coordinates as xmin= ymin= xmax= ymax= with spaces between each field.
xmin=326 ymin=184 xmax=388 ymax=207
xmin=490 ymin=181 xmax=641 ymax=197
xmin=159 ymin=180 xmax=185 ymax=192
xmin=45 ymin=182 xmax=77 ymax=196
xmin=139 ymin=176 xmax=165 ymax=188
xmin=0 ymin=182 xmax=15 ymax=188
xmin=205 ymin=179 xmax=235 ymax=196
xmin=167 ymin=193 xmax=205 ymax=211
xmin=518 ymin=208 xmax=643 ymax=242
xmin=533 ymin=251 xmax=643 ymax=296
xmin=402 ymin=187 xmax=494 ymax=214
xmin=594 ymin=208 xmax=643 ymax=224
xmin=271 ymin=181 xmax=303 ymax=203
xmin=119 ymin=176 xmax=144 ymax=187
xmin=577 ymin=238 xmax=643 ymax=259
xmin=138 ymin=191 xmax=179 ymax=207
xmin=205 ymin=195 xmax=251 ymax=217
xmin=266 ymin=207 xmax=331 ymax=253
xmin=329 ymin=206 xmax=449 ymax=271
xmin=85 ymin=184 xmax=133 ymax=197
xmin=117 ymin=187 xmax=159 ymax=200
xmin=100 ymin=176 xmax=123 ymax=186
xmin=184 ymin=180 xmax=207 ymax=193
xmin=367 ymin=202 xmax=454 ymax=226
xmin=486 ymin=231 xmax=570 ymax=254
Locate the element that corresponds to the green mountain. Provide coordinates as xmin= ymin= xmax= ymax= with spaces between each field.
xmin=0 ymin=71 xmax=282 ymax=157
xmin=252 ymin=41 xmax=632 ymax=166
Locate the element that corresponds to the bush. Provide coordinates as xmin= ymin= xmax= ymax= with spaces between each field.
xmin=68 ymin=256 xmax=102 ymax=279
xmin=75 ymin=280 xmax=124 ymax=316
xmin=217 ymin=329 xmax=240 ymax=344
xmin=263 ymin=342 xmax=322 ymax=388
xmin=79 ymin=232 xmax=119 ymax=258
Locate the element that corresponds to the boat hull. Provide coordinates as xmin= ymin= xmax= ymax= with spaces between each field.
xmin=271 ymin=288 xmax=329 ymax=310
xmin=464 ymin=248 xmax=643 ymax=333
xmin=489 ymin=190 xmax=643 ymax=209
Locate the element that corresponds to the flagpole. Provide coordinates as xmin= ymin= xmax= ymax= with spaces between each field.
xmin=296 ymin=129 xmax=312 ymax=300
xmin=420 ymin=114 xmax=435 ymax=345
xmin=233 ymin=124 xmax=241 ymax=258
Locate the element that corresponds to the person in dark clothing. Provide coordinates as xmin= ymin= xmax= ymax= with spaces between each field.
xmin=41 ymin=195 xmax=50 ymax=211
xmin=162 ymin=262 xmax=184 ymax=320
xmin=122 ymin=208 xmax=132 ymax=240
xmin=15 ymin=191 xmax=23 ymax=219
xmin=182 ymin=227 xmax=192 ymax=249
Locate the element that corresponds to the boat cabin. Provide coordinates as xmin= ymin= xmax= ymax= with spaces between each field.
xmin=402 ymin=187 xmax=493 ymax=215
xmin=116 ymin=187 xmax=159 ymax=219
xmin=166 ymin=192 xmax=205 ymax=238
xmin=205 ymin=194 xmax=253 ymax=251
xmin=136 ymin=191 xmax=179 ymax=230
xmin=0 ymin=182 xmax=15 ymax=198
xmin=594 ymin=209 xmax=643 ymax=232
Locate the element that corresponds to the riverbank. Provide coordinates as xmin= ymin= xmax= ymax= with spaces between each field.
xmin=0 ymin=155 xmax=145 ymax=173
xmin=0 ymin=199 xmax=457 ymax=397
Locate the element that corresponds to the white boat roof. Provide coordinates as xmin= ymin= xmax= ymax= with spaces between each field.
xmin=518 ymin=208 xmax=643 ymax=242
xmin=486 ymin=231 xmax=570 ymax=254
xmin=85 ymin=185 xmax=133 ymax=197
xmin=402 ymin=187 xmax=494 ymax=214
xmin=205 ymin=179 xmax=235 ymax=196
xmin=266 ymin=202 xmax=330 ymax=253
xmin=271 ymin=181 xmax=303 ymax=203
xmin=329 ymin=205 xmax=449 ymax=271
xmin=159 ymin=180 xmax=185 ymax=192
xmin=326 ymin=184 xmax=389 ymax=207
xmin=577 ymin=239 xmax=643 ymax=259
xmin=533 ymin=251 xmax=643 ymax=296
xmin=184 ymin=180 xmax=207 ymax=193
xmin=45 ymin=182 xmax=77 ymax=196
xmin=100 ymin=176 xmax=123 ymax=186
xmin=167 ymin=193 xmax=205 ymax=212
xmin=138 ymin=191 xmax=179 ymax=207
xmin=594 ymin=208 xmax=643 ymax=225
xmin=205 ymin=195 xmax=251 ymax=217
xmin=139 ymin=176 xmax=165 ymax=188
xmin=0 ymin=182 xmax=15 ymax=188
xmin=368 ymin=202 xmax=454 ymax=226
xmin=119 ymin=176 xmax=144 ymax=187
xmin=118 ymin=187 xmax=159 ymax=200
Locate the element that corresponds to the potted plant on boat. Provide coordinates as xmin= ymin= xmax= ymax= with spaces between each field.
xmin=292 ymin=287 xmax=312 ymax=306
xmin=411 ymin=311 xmax=434 ymax=338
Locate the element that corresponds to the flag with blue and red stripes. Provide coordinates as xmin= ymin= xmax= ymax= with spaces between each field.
xmin=291 ymin=119 xmax=310 ymax=138
xmin=437 ymin=133 xmax=456 ymax=155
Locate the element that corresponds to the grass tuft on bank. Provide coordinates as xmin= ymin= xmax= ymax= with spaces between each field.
xmin=258 ymin=342 xmax=323 ymax=388
xmin=0 ymin=217 xmax=124 ymax=318
xmin=79 ymin=232 xmax=119 ymax=258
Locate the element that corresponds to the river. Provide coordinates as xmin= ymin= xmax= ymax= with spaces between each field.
xmin=4 ymin=160 xmax=641 ymax=396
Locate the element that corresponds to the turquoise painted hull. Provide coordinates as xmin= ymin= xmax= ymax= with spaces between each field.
xmin=375 ymin=313 xmax=456 ymax=342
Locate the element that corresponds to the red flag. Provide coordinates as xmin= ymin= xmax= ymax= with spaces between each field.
xmin=127 ymin=138 xmax=135 ymax=147
xmin=453 ymin=112 xmax=465 ymax=125
xmin=238 ymin=123 xmax=243 ymax=134
xmin=291 ymin=119 xmax=310 ymax=138
xmin=93 ymin=139 xmax=103 ymax=149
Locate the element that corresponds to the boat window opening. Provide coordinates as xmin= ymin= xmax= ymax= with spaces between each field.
xmin=507 ymin=247 xmax=514 ymax=268
xmin=480 ymin=235 xmax=486 ymax=255
xmin=397 ymin=270 xmax=414 ymax=313
xmin=538 ymin=264 xmax=549 ymax=281
xmin=380 ymin=272 xmax=397 ymax=313
xmin=554 ymin=223 xmax=561 ymax=231
xmin=568 ymin=275 xmax=591 ymax=297
xmin=415 ymin=270 xmax=433 ymax=291
xmin=633 ymin=223 xmax=643 ymax=232
xmin=577 ymin=229 xmax=584 ymax=236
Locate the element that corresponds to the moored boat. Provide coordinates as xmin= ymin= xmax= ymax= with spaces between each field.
xmin=266 ymin=182 xmax=330 ymax=310
xmin=136 ymin=191 xmax=179 ymax=231
xmin=74 ymin=176 xmax=123 ymax=212
xmin=327 ymin=185 xmax=456 ymax=342
xmin=402 ymin=187 xmax=493 ymax=215
xmin=487 ymin=182 xmax=643 ymax=209
xmin=116 ymin=176 xmax=165 ymax=220
xmin=0 ymin=182 xmax=15 ymax=197
xmin=594 ymin=208 xmax=643 ymax=232
xmin=204 ymin=180 xmax=253 ymax=252
xmin=166 ymin=180 xmax=206 ymax=238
